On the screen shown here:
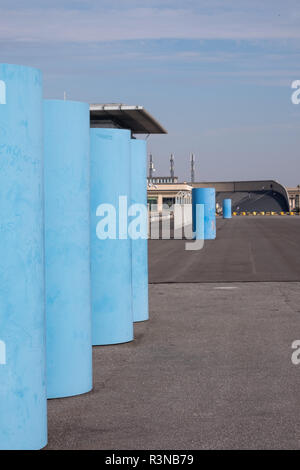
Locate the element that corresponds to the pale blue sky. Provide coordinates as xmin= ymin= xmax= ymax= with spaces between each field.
xmin=1 ymin=0 xmax=300 ymax=185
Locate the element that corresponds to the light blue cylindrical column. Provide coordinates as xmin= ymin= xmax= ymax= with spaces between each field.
xmin=0 ymin=64 xmax=47 ymax=449
xmin=192 ymin=188 xmax=216 ymax=240
xmin=91 ymin=128 xmax=133 ymax=345
xmin=130 ymin=139 xmax=149 ymax=322
xmin=223 ymin=198 xmax=232 ymax=219
xmin=44 ymin=100 xmax=92 ymax=398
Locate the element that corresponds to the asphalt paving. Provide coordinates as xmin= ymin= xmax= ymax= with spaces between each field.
xmin=149 ymin=216 xmax=300 ymax=283
xmin=46 ymin=217 xmax=300 ymax=449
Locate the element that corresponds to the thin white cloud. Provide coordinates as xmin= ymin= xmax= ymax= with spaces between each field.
xmin=203 ymin=122 xmax=300 ymax=137
xmin=1 ymin=3 xmax=300 ymax=43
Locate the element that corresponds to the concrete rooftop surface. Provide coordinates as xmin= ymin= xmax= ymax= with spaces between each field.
xmin=46 ymin=217 xmax=300 ymax=449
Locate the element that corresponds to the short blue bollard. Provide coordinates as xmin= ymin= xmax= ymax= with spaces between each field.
xmin=223 ymin=198 xmax=232 ymax=219
xmin=44 ymin=100 xmax=92 ymax=398
xmin=130 ymin=139 xmax=149 ymax=322
xmin=90 ymin=128 xmax=133 ymax=345
xmin=192 ymin=188 xmax=216 ymax=240
xmin=0 ymin=64 xmax=47 ymax=449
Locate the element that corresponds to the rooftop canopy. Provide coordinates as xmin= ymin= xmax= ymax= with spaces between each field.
xmin=90 ymin=104 xmax=167 ymax=134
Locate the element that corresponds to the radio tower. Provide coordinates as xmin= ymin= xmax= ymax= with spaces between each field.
xmin=170 ymin=153 xmax=175 ymax=181
xmin=191 ymin=153 xmax=195 ymax=183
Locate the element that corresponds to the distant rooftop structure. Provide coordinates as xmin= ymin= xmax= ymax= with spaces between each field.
xmin=90 ymin=104 xmax=167 ymax=134
xmin=148 ymin=176 xmax=178 ymax=184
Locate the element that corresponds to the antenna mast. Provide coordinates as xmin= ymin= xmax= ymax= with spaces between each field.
xmin=191 ymin=153 xmax=195 ymax=183
xmin=170 ymin=153 xmax=175 ymax=181
xmin=149 ymin=154 xmax=154 ymax=179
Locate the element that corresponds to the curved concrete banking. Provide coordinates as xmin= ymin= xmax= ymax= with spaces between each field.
xmin=192 ymin=180 xmax=290 ymax=213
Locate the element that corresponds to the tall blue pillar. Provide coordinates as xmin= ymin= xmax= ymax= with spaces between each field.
xmin=90 ymin=128 xmax=133 ymax=345
xmin=130 ymin=139 xmax=149 ymax=322
xmin=223 ymin=198 xmax=232 ymax=219
xmin=44 ymin=100 xmax=92 ymax=398
xmin=192 ymin=188 xmax=216 ymax=240
xmin=0 ymin=64 xmax=47 ymax=449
